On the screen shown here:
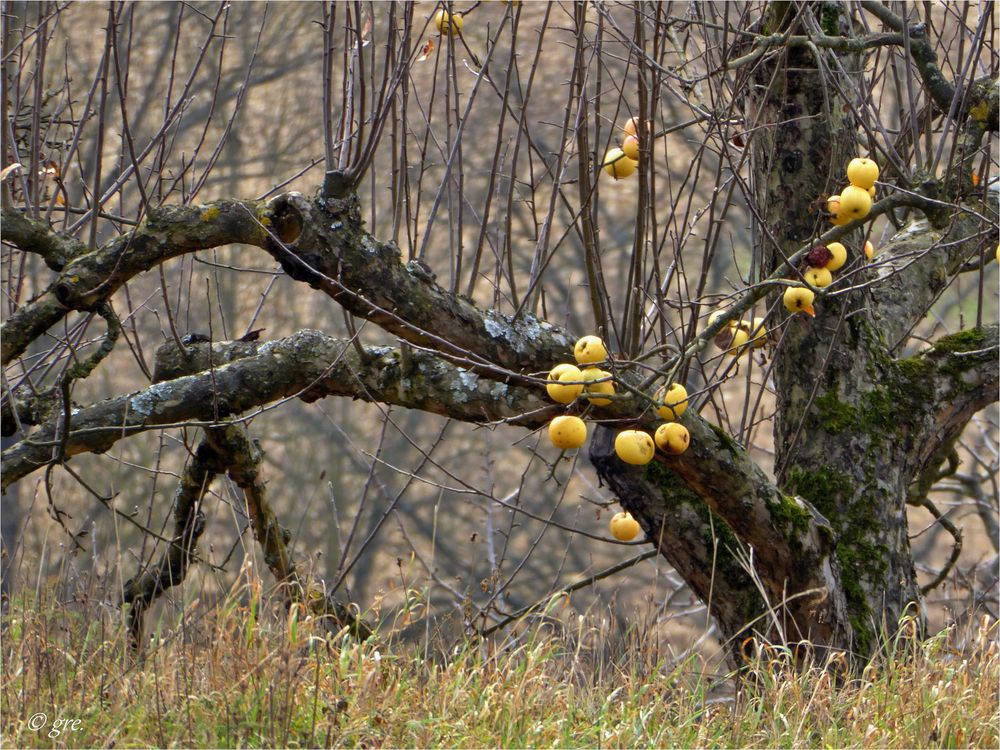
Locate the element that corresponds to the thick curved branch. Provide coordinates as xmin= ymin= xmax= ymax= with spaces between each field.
xmin=264 ymin=193 xmax=575 ymax=373
xmin=122 ymin=436 xmax=219 ymax=649
xmin=1 ymin=200 xmax=268 ymax=365
xmin=2 ymin=192 xmax=575 ymax=376
xmin=903 ymin=325 xmax=1000 ymax=482
xmin=2 ymin=209 xmax=88 ymax=271
xmin=588 ymin=428 xmax=766 ymax=660
xmin=203 ymin=425 xmax=372 ymax=639
xmin=1 ymin=330 xmax=557 ymax=490
xmin=869 ymin=209 xmax=998 ymax=349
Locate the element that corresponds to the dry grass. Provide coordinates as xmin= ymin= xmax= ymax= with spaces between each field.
xmin=2 ymin=575 xmax=997 ymax=749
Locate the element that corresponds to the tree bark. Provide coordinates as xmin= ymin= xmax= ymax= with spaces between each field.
xmin=744 ymin=1 xmax=997 ymax=653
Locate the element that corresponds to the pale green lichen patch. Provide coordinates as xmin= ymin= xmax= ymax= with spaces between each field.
xmin=482 ymin=310 xmax=569 ymax=356
xmin=483 ymin=311 xmax=507 ymax=340
xmin=454 ymin=370 xmax=479 ymax=403
xmin=129 ymin=381 xmax=176 ymax=418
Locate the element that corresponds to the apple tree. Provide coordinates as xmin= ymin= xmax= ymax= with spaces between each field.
xmin=2 ymin=1 xmax=997 ymax=665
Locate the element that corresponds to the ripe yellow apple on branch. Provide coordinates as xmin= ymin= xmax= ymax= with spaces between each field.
xmin=839 ymin=185 xmax=872 ymax=220
xmin=654 ymin=422 xmax=689 ymax=455
xmin=621 ymin=135 xmax=639 ymax=161
xmin=826 ymin=155 xmax=880 ymax=225
xmin=825 ymin=242 xmax=847 ymax=271
xmin=846 ymin=157 xmax=879 ymax=190
xmin=602 ymin=148 xmax=636 ymax=180
xmin=545 ymin=363 xmax=584 ymax=404
xmin=614 ymin=430 xmax=655 ymax=466
xmin=784 ymin=286 xmax=816 ymax=317
xmin=654 ymin=383 xmax=688 ymax=421
xmin=609 ymin=511 xmax=640 ymax=541
xmin=574 ymin=335 xmax=608 ymax=364
xmin=434 ymin=9 xmax=463 ymax=36
xmin=804 ymin=266 xmax=833 ymax=289
xmin=548 ymin=415 xmax=587 ymax=450
xmin=580 ymin=368 xmax=615 ymax=406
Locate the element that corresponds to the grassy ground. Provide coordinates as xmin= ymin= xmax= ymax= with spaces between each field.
xmin=2 ymin=582 xmax=997 ymax=749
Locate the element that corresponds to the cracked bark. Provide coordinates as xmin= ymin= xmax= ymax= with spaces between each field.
xmin=1 ymin=331 xmax=558 ymax=491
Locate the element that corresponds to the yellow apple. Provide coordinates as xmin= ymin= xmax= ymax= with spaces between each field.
xmin=804 ymin=266 xmax=833 ymax=288
xmin=548 ymin=363 xmax=577 ymax=379
xmin=581 ymin=367 xmax=615 ymax=406
xmin=654 ymin=422 xmax=690 ymax=455
xmin=825 ymin=242 xmax=847 ymax=271
xmin=839 ymin=185 xmax=872 ymax=220
xmin=614 ymin=430 xmax=655 ymax=465
xmin=655 ymin=383 xmax=688 ymax=420
xmin=783 ymin=286 xmax=816 ymax=316
xmin=603 ymin=148 xmax=637 ymax=180
xmin=864 ymin=240 xmax=875 ymax=260
xmin=545 ymin=364 xmax=584 ymax=404
xmin=725 ymin=327 xmax=750 ymax=355
xmin=435 ymin=9 xmax=464 ymax=35
xmin=574 ymin=335 xmax=608 ymax=364
xmin=548 ymin=415 xmax=587 ymax=449
xmin=827 ymin=195 xmax=849 ymax=226
xmin=621 ymin=135 xmax=640 ymax=161
xmin=623 ymin=116 xmax=649 ymax=138
xmin=749 ymin=317 xmax=768 ymax=348
xmin=846 ymin=157 xmax=879 ymax=190
xmin=609 ymin=511 xmax=640 ymax=541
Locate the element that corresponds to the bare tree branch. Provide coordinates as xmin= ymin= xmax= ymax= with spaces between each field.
xmin=122 ymin=436 xmax=219 ymax=649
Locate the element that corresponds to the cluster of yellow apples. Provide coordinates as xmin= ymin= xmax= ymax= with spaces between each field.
xmin=544 ymin=336 xmax=691 ymax=460
xmin=707 ymin=310 xmax=768 ymax=358
xmin=602 ymin=117 xmax=644 ymax=180
xmin=781 ymin=239 xmax=876 ymax=315
xmin=782 ymin=157 xmax=881 ymax=317
xmin=543 ymin=335 xmax=691 ymax=541
xmin=610 ymin=382 xmax=690 ymax=468
xmin=827 ymin=157 xmax=878 ymax=225
xmin=545 ymin=335 xmax=615 ymax=451
xmin=434 ymin=9 xmax=464 ymax=35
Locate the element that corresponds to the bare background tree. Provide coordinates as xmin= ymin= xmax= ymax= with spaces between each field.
xmin=2 ymin=0 xmax=997 ymax=668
